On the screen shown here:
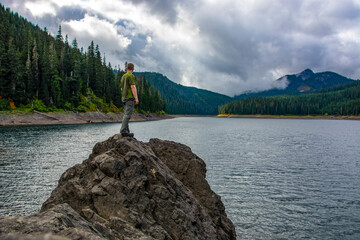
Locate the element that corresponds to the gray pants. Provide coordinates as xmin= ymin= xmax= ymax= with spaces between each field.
xmin=120 ymin=99 xmax=135 ymax=133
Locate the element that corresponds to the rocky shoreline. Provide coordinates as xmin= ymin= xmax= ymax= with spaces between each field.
xmin=0 ymin=135 xmax=236 ymax=239
xmin=0 ymin=111 xmax=174 ymax=127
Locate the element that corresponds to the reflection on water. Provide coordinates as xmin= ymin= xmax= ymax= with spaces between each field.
xmin=1 ymin=118 xmax=360 ymax=240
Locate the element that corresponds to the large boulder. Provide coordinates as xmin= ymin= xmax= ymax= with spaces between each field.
xmin=1 ymin=135 xmax=236 ymax=240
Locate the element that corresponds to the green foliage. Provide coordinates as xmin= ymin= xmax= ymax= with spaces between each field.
xmin=132 ymin=74 xmax=167 ymax=114
xmin=64 ymin=102 xmax=72 ymax=110
xmin=75 ymin=88 xmax=121 ymax=113
xmin=0 ymin=98 xmax=10 ymax=110
xmin=0 ymin=4 xmax=166 ymax=114
xmin=29 ymin=98 xmax=48 ymax=112
xmin=219 ymin=81 xmax=360 ymax=116
xmin=76 ymin=105 xmax=88 ymax=112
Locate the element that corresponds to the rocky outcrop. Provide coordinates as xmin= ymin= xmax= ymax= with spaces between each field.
xmin=0 ymin=204 xmax=109 ymax=240
xmin=0 ymin=135 xmax=236 ymax=240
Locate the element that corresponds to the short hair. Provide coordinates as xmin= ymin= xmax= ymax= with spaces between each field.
xmin=126 ymin=62 xmax=134 ymax=71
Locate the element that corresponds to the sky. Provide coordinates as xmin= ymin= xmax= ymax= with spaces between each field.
xmin=1 ymin=0 xmax=360 ymax=96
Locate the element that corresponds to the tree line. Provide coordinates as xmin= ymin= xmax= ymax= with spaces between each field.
xmin=219 ymin=81 xmax=360 ymax=116
xmin=0 ymin=4 xmax=166 ymax=113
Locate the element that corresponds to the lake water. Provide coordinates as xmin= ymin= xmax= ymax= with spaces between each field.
xmin=1 ymin=117 xmax=360 ymax=239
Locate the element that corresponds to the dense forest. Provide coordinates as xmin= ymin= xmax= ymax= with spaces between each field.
xmin=137 ymin=72 xmax=232 ymax=115
xmin=219 ymin=81 xmax=360 ymax=116
xmin=0 ymin=4 xmax=166 ymax=113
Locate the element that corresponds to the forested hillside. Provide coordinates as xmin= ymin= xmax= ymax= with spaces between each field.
xmin=219 ymin=81 xmax=360 ymax=116
xmin=0 ymin=4 xmax=166 ymax=113
xmin=137 ymin=72 xmax=233 ymax=114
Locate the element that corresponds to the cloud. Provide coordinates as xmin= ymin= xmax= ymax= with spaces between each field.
xmin=2 ymin=0 xmax=360 ymax=96
xmin=62 ymin=14 xmax=132 ymax=65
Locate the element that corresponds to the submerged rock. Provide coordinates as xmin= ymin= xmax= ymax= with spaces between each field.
xmin=1 ymin=135 xmax=236 ymax=240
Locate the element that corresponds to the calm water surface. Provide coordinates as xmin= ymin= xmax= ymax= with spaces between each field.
xmin=1 ymin=117 xmax=360 ymax=239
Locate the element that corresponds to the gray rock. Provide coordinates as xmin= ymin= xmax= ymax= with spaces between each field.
xmin=148 ymin=139 xmax=236 ymax=239
xmin=0 ymin=203 xmax=105 ymax=240
xmin=1 ymin=135 xmax=236 ymax=240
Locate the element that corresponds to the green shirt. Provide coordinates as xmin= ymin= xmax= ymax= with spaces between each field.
xmin=120 ymin=72 xmax=135 ymax=101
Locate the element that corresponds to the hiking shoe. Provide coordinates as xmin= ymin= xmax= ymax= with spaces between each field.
xmin=121 ymin=132 xmax=134 ymax=137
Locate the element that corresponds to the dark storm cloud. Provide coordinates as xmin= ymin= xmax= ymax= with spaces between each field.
xmin=119 ymin=0 xmax=360 ymax=94
xmin=57 ymin=5 xmax=86 ymax=21
xmin=128 ymin=0 xmax=183 ymax=25
xmin=2 ymin=0 xmax=360 ymax=95
xmin=125 ymin=34 xmax=147 ymax=56
xmin=186 ymin=0 xmax=360 ymax=93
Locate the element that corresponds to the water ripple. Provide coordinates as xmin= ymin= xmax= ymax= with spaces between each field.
xmin=1 ymin=118 xmax=360 ymax=239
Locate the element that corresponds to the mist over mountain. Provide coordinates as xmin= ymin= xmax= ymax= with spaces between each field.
xmin=136 ymin=70 xmax=356 ymax=115
xmin=234 ymin=69 xmax=354 ymax=100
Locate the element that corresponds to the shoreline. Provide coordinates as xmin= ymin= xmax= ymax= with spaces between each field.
xmin=0 ymin=111 xmax=174 ymax=127
xmin=1 ymin=112 xmax=358 ymax=127
xmin=216 ymin=114 xmax=360 ymax=120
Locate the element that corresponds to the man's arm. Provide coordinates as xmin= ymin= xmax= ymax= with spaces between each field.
xmin=131 ymin=85 xmax=139 ymax=105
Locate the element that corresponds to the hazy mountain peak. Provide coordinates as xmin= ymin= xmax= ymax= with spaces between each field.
xmin=273 ymin=76 xmax=289 ymax=90
xmin=234 ymin=69 xmax=353 ymax=100
xmin=295 ymin=69 xmax=314 ymax=80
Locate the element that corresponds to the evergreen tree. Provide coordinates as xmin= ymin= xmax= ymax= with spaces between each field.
xmin=7 ymin=37 xmax=20 ymax=101
xmin=0 ymin=16 xmax=10 ymax=98
xmin=31 ymin=38 xmax=39 ymax=97
xmin=0 ymin=4 xmax=167 ymax=113
xmin=94 ymin=44 xmax=104 ymax=97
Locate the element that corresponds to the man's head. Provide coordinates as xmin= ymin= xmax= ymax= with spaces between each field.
xmin=126 ymin=62 xmax=134 ymax=72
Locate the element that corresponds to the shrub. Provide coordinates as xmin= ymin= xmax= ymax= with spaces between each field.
xmin=9 ymin=101 xmax=16 ymax=109
xmin=64 ymin=102 xmax=72 ymax=111
xmin=76 ymin=105 xmax=88 ymax=112
xmin=0 ymin=98 xmax=10 ymax=111
xmin=30 ymin=99 xmax=48 ymax=112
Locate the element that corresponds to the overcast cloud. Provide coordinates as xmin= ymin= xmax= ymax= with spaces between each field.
xmin=1 ymin=0 xmax=360 ymax=96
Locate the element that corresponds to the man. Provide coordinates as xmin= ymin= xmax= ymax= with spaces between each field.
xmin=120 ymin=62 xmax=139 ymax=137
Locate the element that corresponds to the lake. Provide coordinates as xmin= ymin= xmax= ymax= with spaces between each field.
xmin=1 ymin=117 xmax=360 ymax=239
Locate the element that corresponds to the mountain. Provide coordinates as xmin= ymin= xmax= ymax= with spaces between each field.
xmin=219 ymin=80 xmax=360 ymax=116
xmin=234 ymin=69 xmax=354 ymax=100
xmin=136 ymin=70 xmax=355 ymax=115
xmin=135 ymin=72 xmax=233 ymax=115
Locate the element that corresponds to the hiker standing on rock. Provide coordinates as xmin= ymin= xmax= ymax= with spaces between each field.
xmin=120 ymin=62 xmax=139 ymax=137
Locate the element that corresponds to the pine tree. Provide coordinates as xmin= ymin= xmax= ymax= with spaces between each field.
xmin=7 ymin=37 xmax=20 ymax=100
xmin=31 ymin=38 xmax=39 ymax=97
xmin=0 ymin=17 xmax=10 ymax=98
xmin=0 ymin=4 xmax=167 ymax=113
xmin=94 ymin=44 xmax=104 ymax=97
xmin=87 ymin=41 xmax=95 ymax=91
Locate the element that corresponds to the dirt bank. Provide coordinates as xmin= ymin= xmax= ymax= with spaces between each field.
xmin=0 ymin=111 xmax=174 ymax=127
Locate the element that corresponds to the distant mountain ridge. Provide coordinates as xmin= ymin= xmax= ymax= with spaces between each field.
xmin=219 ymin=80 xmax=360 ymax=116
xmin=234 ymin=69 xmax=354 ymax=100
xmin=135 ymin=72 xmax=233 ymax=115
xmin=136 ymin=70 xmax=356 ymax=115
